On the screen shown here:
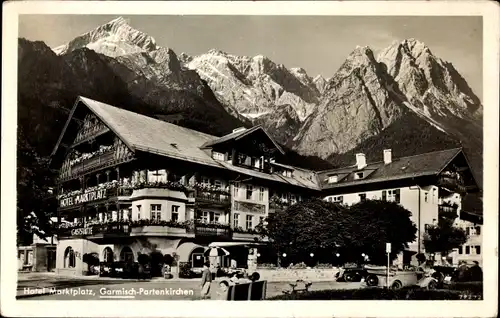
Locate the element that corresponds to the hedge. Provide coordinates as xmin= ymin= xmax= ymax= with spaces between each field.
xmin=267 ymin=287 xmax=482 ymax=300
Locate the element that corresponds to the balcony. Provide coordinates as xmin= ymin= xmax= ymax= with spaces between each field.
xmin=437 ymin=174 xmax=467 ymax=194
xmin=194 ymin=190 xmax=231 ymax=206
xmin=58 ymin=222 xmax=130 ymax=238
xmin=73 ymin=124 xmax=110 ymax=146
xmin=58 ymin=184 xmax=133 ymax=209
xmin=58 ymin=220 xmax=191 ymax=239
xmin=71 ymin=150 xmax=115 ymax=175
xmin=439 ymin=202 xmax=459 ymax=219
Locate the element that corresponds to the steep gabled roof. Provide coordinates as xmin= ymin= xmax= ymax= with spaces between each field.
xmin=201 ymin=125 xmax=285 ymax=155
xmin=318 ymin=148 xmax=464 ymax=190
xmin=51 ymin=97 xmax=318 ymax=189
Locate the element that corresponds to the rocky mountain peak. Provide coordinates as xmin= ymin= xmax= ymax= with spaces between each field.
xmin=52 ymin=16 xmax=158 ymax=57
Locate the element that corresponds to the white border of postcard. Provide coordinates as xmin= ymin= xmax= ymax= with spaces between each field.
xmin=2 ymin=1 xmax=499 ymax=317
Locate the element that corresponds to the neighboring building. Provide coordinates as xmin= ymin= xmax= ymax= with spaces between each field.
xmin=315 ymin=148 xmax=480 ymax=266
xmin=50 ymin=96 xmax=480 ymax=275
xmin=18 ymin=233 xmax=57 ymax=272
xmin=452 ymin=210 xmax=483 ymax=266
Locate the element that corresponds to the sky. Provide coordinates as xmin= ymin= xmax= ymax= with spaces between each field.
xmin=19 ymin=15 xmax=483 ymax=100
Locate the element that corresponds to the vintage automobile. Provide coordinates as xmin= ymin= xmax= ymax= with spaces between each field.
xmin=335 ymin=267 xmax=369 ymax=282
xmin=361 ymin=265 xmax=438 ymax=290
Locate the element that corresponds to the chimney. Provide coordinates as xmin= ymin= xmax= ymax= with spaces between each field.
xmin=356 ymin=153 xmax=366 ymax=170
xmin=384 ymin=149 xmax=392 ymax=164
xmin=232 ymin=127 xmax=246 ymax=133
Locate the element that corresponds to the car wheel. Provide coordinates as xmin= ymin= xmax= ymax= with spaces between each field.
xmin=366 ymin=274 xmax=379 ymax=287
xmin=344 ymin=273 xmax=354 ymax=282
xmin=427 ymin=280 xmax=437 ymax=290
xmin=391 ymin=280 xmax=402 ymax=290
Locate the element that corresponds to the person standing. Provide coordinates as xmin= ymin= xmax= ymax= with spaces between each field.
xmin=200 ymin=261 xmax=212 ymax=299
xmin=468 ymin=261 xmax=483 ymax=281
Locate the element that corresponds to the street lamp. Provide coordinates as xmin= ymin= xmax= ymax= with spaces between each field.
xmin=310 ymin=253 xmax=314 ymax=258
xmin=361 ymin=253 xmax=365 ymax=257
xmin=257 ymin=253 xmax=261 ymax=257
xmin=336 ymin=253 xmax=340 ymax=257
xmin=282 ymin=253 xmax=287 ymax=257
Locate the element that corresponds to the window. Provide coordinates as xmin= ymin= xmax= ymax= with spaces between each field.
xmin=233 ymin=213 xmax=240 ymax=228
xmin=359 ymin=193 xmax=366 ymax=202
xmin=382 ymin=189 xmax=400 ymax=203
xmin=246 ymin=215 xmax=253 ymax=229
xmin=327 ymin=197 xmax=333 ymax=202
xmin=328 ymin=175 xmax=338 ymax=183
xmin=233 ymin=182 xmax=240 ymax=198
xmin=246 ymin=185 xmax=254 ymax=200
xmin=212 ymin=152 xmax=225 ymax=161
xmin=458 ymin=246 xmax=463 ymax=254
xmin=258 ymin=158 xmax=264 ymax=170
xmin=475 ymin=246 xmax=481 ymax=255
xmin=214 ymin=180 xmax=222 ymax=189
xmin=259 ymin=187 xmax=265 ymax=201
xmin=424 ymin=192 xmax=429 ymax=202
xmin=476 ymin=226 xmax=481 ymax=235
xmin=171 ymin=205 xmax=179 ymax=222
xmin=465 ymin=246 xmax=470 ymax=254
xmin=202 ymin=177 xmax=211 ymax=186
xmin=332 ymin=196 xmax=343 ymax=203
xmin=250 ymin=157 xmax=256 ymax=167
xmin=151 ymin=204 xmax=162 ymax=220
xmin=259 ymin=216 xmax=265 ymax=225
xmin=355 ymin=172 xmax=364 ymax=180
xmin=137 ymin=205 xmax=141 ymax=220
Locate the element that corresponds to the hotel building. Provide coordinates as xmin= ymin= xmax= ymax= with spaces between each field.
xmin=50 ymin=96 xmax=480 ymax=275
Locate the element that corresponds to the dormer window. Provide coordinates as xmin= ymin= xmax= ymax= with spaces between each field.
xmin=212 ymin=151 xmax=225 ymax=161
xmin=355 ymin=172 xmax=364 ymax=180
xmin=283 ymin=170 xmax=292 ymax=178
xmin=328 ymin=175 xmax=338 ymax=184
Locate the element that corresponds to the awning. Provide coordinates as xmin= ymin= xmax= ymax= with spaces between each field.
xmin=204 ymin=247 xmax=230 ymax=257
xmin=208 ymin=242 xmax=266 ymax=248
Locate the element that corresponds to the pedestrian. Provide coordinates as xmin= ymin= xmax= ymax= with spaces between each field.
xmin=200 ymin=261 xmax=212 ymax=299
xmin=456 ymin=261 xmax=469 ymax=282
xmin=468 ymin=261 xmax=483 ymax=281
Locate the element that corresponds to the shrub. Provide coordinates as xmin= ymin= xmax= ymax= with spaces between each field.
xmin=444 ymin=281 xmax=483 ymax=294
xmin=178 ymin=262 xmax=193 ymax=278
xmin=267 ymin=287 xmax=480 ymax=300
xmin=257 ymin=263 xmax=277 ymax=269
xmin=289 ymin=262 xmax=307 ymax=269
xmin=315 ymin=263 xmax=335 ymax=269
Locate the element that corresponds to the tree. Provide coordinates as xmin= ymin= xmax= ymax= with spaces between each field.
xmin=17 ymin=128 xmax=57 ymax=246
xmin=261 ymin=199 xmax=418 ymax=266
xmin=423 ymin=217 xmax=468 ymax=257
xmin=344 ymin=200 xmax=418 ymax=265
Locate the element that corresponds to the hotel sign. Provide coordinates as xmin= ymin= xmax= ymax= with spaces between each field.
xmin=71 ymin=227 xmax=93 ymax=236
xmin=59 ymin=189 xmax=107 ymax=208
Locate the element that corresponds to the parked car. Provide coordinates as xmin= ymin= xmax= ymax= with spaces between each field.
xmin=362 ymin=266 xmax=438 ymax=290
xmin=335 ymin=267 xmax=368 ymax=282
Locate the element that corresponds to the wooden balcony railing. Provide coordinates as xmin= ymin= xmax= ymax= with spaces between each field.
xmin=70 ymin=151 xmax=115 ymax=175
xmin=194 ymin=190 xmax=231 ymax=206
xmin=437 ymin=175 xmax=467 ymax=194
xmin=73 ymin=125 xmax=110 ymax=145
xmin=438 ymin=203 xmax=459 ymax=219
xmin=58 ymin=223 xmax=131 ymax=238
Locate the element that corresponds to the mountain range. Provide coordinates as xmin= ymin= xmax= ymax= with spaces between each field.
xmin=19 ymin=16 xmax=483 ymax=186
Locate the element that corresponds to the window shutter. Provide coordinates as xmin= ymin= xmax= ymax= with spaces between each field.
xmin=395 ymin=189 xmax=401 ymax=203
xmin=382 ymin=191 xmax=387 ymax=201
